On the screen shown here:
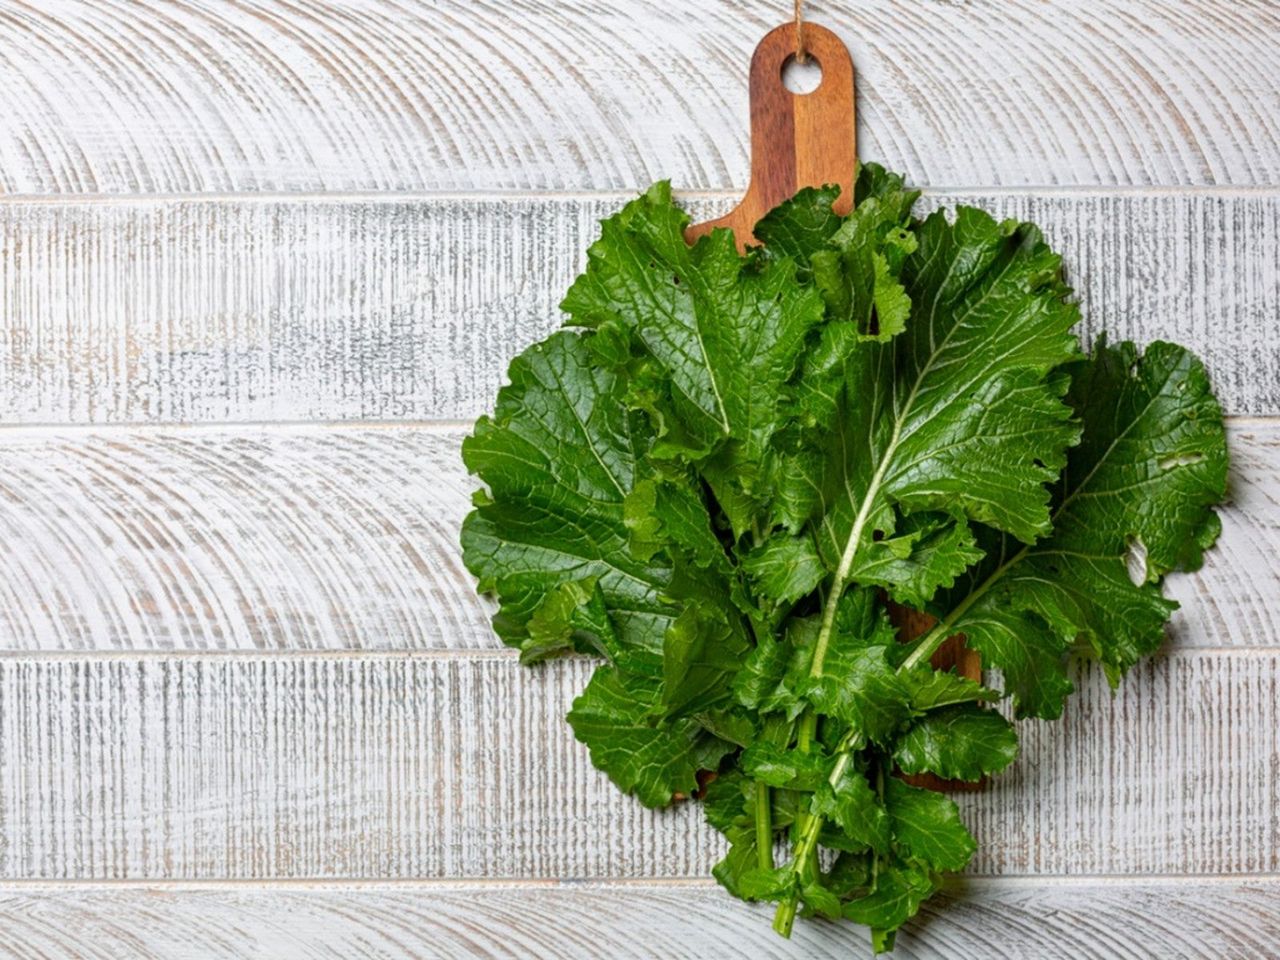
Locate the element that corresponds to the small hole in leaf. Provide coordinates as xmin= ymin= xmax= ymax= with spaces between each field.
xmin=872 ymin=529 xmax=885 ymax=541
xmin=1125 ymin=537 xmax=1148 ymax=586
xmin=782 ymin=54 xmax=823 ymax=94
xmin=1158 ymin=451 xmax=1205 ymax=470
xmin=672 ymin=275 xmax=680 ymax=285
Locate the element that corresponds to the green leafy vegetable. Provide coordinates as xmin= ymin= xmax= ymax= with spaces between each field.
xmin=461 ymin=165 xmax=1229 ymax=952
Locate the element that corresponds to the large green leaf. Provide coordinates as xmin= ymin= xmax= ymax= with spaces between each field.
xmin=893 ymin=704 xmax=1019 ymax=782
xmin=935 ymin=340 xmax=1229 ymax=717
xmin=561 ymin=181 xmax=825 ymax=534
xmin=800 ymin=206 xmax=1083 ymax=592
xmin=840 ymin=858 xmax=936 ymax=940
xmin=884 ymin=777 xmax=976 ymax=872
xmin=461 ymin=331 xmax=673 ymax=665
xmin=568 ymin=664 xmax=733 ymax=808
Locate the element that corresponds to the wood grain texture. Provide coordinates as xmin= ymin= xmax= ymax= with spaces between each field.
xmin=685 ymin=23 xmax=855 ymax=249
xmin=0 ymin=191 xmax=1275 ymax=423
xmin=0 ymin=2 xmax=1277 ymax=193
xmin=0 ymin=652 xmax=1272 ymax=879
xmin=0 ymin=421 xmax=1272 ymax=653
xmin=0 ymin=427 xmax=490 ymax=651
xmin=0 ymin=0 xmax=1275 ymax=943
xmin=0 ymin=879 xmax=1275 ymax=959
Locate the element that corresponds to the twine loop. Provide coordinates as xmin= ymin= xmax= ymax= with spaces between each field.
xmin=793 ymin=0 xmax=808 ymax=63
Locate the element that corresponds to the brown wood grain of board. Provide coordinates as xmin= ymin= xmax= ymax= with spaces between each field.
xmin=686 ymin=23 xmax=855 ymax=248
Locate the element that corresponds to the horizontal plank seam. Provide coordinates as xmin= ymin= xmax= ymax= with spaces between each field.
xmin=0 ymin=647 xmax=1270 ymax=662
xmin=0 ymin=186 xmax=1277 ymax=207
xmin=0 ymin=420 xmax=480 ymax=435
xmin=0 ymin=415 xmax=1268 ymax=435
xmin=0 ymin=875 xmax=1273 ymax=892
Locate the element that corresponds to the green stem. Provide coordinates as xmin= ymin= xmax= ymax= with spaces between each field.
xmin=784 ymin=474 xmax=884 ymax=877
xmin=773 ymin=608 xmax=979 ymax=933
xmin=796 ymin=710 xmax=816 ymax=754
xmin=755 ymin=780 xmax=774 ymax=871
xmin=772 ymin=733 xmax=863 ymax=937
xmin=771 ymin=607 xmax=982 ymax=934
xmin=807 ymin=414 xmax=909 ymax=682
xmin=786 ymin=707 xmax=819 ymax=885
xmin=771 ymin=879 xmax=801 ymax=937
xmin=777 ymin=422 xmax=900 ymax=887
xmin=899 ymin=621 xmax=951 ymax=672
xmin=770 ymin=345 xmax=1002 ymax=933
xmin=900 ymin=538 xmax=1029 ymax=673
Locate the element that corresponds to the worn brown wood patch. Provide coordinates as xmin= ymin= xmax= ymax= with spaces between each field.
xmin=893 ymin=607 xmax=984 ymax=792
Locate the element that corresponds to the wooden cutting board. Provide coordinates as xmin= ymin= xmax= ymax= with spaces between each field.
xmin=686 ymin=23 xmax=981 ymax=790
xmin=685 ymin=22 xmax=855 ymax=250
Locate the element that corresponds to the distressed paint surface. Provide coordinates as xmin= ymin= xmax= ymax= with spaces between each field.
xmin=0 ymin=653 xmax=1272 ymax=879
xmin=0 ymin=192 xmax=1275 ymax=423
xmin=0 ymin=423 xmax=1271 ymax=653
xmin=0 ymin=880 xmax=1275 ymax=959
xmin=0 ymin=2 xmax=1277 ymax=193
xmin=0 ymin=427 xmax=489 ymax=651
xmin=0 ymin=0 xmax=1277 ymax=952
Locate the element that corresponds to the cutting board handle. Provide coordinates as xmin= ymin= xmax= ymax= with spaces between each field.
xmin=685 ymin=22 xmax=855 ymax=250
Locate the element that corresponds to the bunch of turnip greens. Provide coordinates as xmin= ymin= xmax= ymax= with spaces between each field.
xmin=460 ymin=165 xmax=1228 ymax=952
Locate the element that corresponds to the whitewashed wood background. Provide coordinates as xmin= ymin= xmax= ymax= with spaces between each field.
xmin=0 ymin=1 xmax=1276 ymax=957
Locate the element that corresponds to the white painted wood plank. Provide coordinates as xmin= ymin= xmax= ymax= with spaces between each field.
xmin=1 ymin=2 xmax=1277 ymax=193
xmin=0 ymin=427 xmax=490 ymax=651
xmin=0 ymin=879 xmax=1275 ymax=959
xmin=0 ymin=191 xmax=1275 ymax=422
xmin=0 ymin=652 xmax=1271 ymax=879
xmin=0 ymin=422 xmax=1271 ymax=653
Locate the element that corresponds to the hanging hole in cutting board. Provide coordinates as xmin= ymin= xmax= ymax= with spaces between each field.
xmin=781 ymin=53 xmax=822 ymax=94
